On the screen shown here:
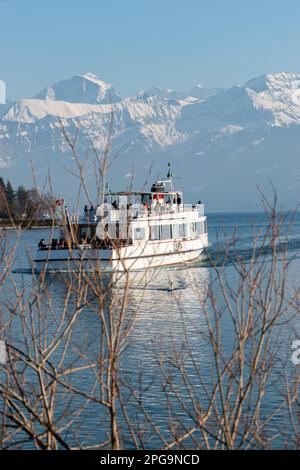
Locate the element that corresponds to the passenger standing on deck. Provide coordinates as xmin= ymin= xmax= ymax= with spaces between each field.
xmin=38 ymin=239 xmax=47 ymax=250
xmin=51 ymin=239 xmax=58 ymax=249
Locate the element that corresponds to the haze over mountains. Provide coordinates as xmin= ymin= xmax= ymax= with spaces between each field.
xmin=0 ymin=71 xmax=299 ymax=211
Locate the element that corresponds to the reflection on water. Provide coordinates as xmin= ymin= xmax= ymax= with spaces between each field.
xmin=122 ymin=266 xmax=210 ymax=347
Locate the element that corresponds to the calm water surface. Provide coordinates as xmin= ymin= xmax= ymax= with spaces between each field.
xmin=2 ymin=211 xmax=300 ymax=448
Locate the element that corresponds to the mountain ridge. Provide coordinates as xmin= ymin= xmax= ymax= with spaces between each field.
xmin=0 ymin=71 xmax=299 ymax=210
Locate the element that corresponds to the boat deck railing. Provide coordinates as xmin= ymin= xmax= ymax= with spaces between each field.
xmin=134 ymin=203 xmax=205 ymax=219
xmin=74 ymin=203 xmax=205 ymax=224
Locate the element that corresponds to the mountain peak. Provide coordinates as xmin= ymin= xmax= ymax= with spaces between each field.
xmin=81 ymin=72 xmax=98 ymax=80
xmin=79 ymin=72 xmax=111 ymax=89
xmin=186 ymin=84 xmax=224 ymax=100
xmin=245 ymin=71 xmax=300 ymax=93
xmin=34 ymin=73 xmax=122 ymax=104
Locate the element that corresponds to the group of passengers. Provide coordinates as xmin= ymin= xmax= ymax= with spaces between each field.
xmin=38 ymin=237 xmax=67 ymax=250
xmin=80 ymin=232 xmax=123 ymax=248
xmin=38 ymin=233 xmax=96 ymax=250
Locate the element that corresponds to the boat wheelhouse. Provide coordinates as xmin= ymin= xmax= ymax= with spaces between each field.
xmin=34 ymin=165 xmax=209 ymax=272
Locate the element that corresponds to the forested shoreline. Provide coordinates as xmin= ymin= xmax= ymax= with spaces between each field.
xmin=0 ymin=177 xmax=56 ymax=225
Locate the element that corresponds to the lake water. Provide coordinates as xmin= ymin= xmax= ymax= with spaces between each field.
xmin=1 ymin=211 xmax=300 ymax=449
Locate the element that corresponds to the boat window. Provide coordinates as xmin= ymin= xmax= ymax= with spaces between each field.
xmin=178 ymin=224 xmax=186 ymax=238
xmin=194 ymin=222 xmax=200 ymax=236
xmin=115 ymin=222 xmax=120 ymax=238
xmin=150 ymin=225 xmax=160 ymax=240
xmin=172 ymin=224 xmax=179 ymax=238
xmin=173 ymin=224 xmax=187 ymax=238
xmin=193 ymin=221 xmax=207 ymax=236
xmin=79 ymin=226 xmax=93 ymax=242
xmin=80 ymin=226 xmax=91 ymax=236
xmin=161 ymin=224 xmax=172 ymax=240
xmin=134 ymin=227 xmax=145 ymax=240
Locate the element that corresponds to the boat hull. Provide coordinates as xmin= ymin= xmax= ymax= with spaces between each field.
xmin=34 ymin=237 xmax=208 ymax=273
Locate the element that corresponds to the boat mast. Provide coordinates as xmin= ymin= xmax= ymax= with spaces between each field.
xmin=167 ymin=162 xmax=174 ymax=191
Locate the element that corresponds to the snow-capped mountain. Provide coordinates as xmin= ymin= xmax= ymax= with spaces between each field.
xmin=0 ymin=99 xmax=14 ymax=119
xmin=136 ymin=84 xmax=224 ymax=101
xmin=0 ymin=71 xmax=299 ymax=210
xmin=34 ymin=73 xmax=122 ymax=104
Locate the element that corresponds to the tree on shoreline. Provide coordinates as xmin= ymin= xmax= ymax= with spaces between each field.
xmin=5 ymin=180 xmax=15 ymax=206
xmin=0 ymin=177 xmax=7 ymax=218
xmin=0 ymin=177 xmax=56 ymax=222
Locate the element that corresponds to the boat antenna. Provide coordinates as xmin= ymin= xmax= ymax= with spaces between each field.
xmin=167 ymin=162 xmax=174 ymax=190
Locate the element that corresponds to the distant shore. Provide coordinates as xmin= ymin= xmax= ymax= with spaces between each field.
xmin=0 ymin=221 xmax=58 ymax=230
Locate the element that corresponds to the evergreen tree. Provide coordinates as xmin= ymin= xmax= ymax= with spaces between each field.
xmin=0 ymin=177 xmax=7 ymax=218
xmin=17 ymin=185 xmax=28 ymax=203
xmin=0 ymin=177 xmax=5 ymax=191
xmin=5 ymin=180 xmax=15 ymax=205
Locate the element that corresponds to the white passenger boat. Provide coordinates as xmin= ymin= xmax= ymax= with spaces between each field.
xmin=34 ymin=165 xmax=209 ymax=273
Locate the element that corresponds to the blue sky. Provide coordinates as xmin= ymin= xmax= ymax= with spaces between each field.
xmin=1 ymin=0 xmax=300 ymax=99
